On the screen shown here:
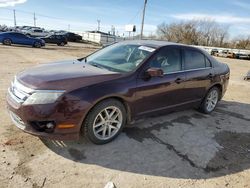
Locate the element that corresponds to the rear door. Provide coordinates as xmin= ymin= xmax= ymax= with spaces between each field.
xmin=183 ymin=47 xmax=214 ymax=102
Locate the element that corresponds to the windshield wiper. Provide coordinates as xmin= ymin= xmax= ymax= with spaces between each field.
xmin=89 ymin=62 xmax=105 ymax=69
xmin=88 ymin=61 xmax=122 ymax=73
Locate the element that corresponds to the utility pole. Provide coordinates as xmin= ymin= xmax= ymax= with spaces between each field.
xmin=111 ymin=25 xmax=115 ymax=35
xmin=140 ymin=0 xmax=147 ymax=39
xmin=33 ymin=12 xmax=36 ymax=27
xmin=97 ymin=19 xmax=101 ymax=31
xmin=13 ymin=9 xmax=16 ymax=27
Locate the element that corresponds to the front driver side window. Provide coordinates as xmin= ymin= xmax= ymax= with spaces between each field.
xmin=149 ymin=47 xmax=182 ymax=74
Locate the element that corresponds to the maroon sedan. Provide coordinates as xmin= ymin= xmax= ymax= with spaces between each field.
xmin=7 ymin=40 xmax=230 ymax=144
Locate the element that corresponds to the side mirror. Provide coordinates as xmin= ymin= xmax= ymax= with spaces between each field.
xmin=146 ymin=68 xmax=164 ymax=78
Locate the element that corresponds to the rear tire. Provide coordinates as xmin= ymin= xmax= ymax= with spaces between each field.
xmin=3 ymin=38 xmax=12 ymax=45
xmin=33 ymin=42 xmax=41 ymax=48
xmin=82 ymin=99 xmax=126 ymax=144
xmin=199 ymin=87 xmax=220 ymax=114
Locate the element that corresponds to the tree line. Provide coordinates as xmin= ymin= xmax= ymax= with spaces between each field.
xmin=156 ymin=19 xmax=250 ymax=50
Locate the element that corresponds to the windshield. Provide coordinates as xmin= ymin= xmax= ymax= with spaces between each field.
xmin=84 ymin=43 xmax=155 ymax=73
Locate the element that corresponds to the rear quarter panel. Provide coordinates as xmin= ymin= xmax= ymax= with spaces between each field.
xmin=209 ymin=59 xmax=230 ymax=98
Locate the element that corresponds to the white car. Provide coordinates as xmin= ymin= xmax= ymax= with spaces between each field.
xmin=23 ymin=28 xmax=50 ymax=37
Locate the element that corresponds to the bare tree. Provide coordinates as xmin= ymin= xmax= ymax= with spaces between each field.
xmin=157 ymin=20 xmax=200 ymax=44
xmin=157 ymin=19 xmax=229 ymax=47
xmin=196 ymin=19 xmax=217 ymax=46
xmin=217 ymin=26 xmax=229 ymax=47
xmin=234 ymin=36 xmax=250 ymax=49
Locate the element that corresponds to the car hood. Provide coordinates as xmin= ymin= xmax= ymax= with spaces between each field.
xmin=17 ymin=60 xmax=123 ymax=91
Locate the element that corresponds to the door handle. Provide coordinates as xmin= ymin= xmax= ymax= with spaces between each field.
xmin=175 ymin=78 xmax=184 ymax=84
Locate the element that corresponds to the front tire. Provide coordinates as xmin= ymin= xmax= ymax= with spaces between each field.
xmin=199 ymin=87 xmax=220 ymax=114
xmin=82 ymin=99 xmax=126 ymax=144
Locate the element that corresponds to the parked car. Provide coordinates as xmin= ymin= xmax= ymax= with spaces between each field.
xmin=40 ymin=35 xmax=67 ymax=46
xmin=238 ymin=53 xmax=250 ymax=60
xmin=7 ymin=40 xmax=230 ymax=144
xmin=0 ymin=32 xmax=45 ymax=48
xmin=23 ymin=28 xmax=50 ymax=37
xmin=217 ymin=50 xmax=235 ymax=58
xmin=210 ymin=49 xmax=219 ymax=56
xmin=0 ymin=25 xmax=9 ymax=32
xmin=225 ymin=51 xmax=235 ymax=58
xmin=63 ymin=32 xmax=82 ymax=42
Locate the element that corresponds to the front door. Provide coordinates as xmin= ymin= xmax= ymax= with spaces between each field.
xmin=135 ymin=46 xmax=187 ymax=116
xmin=14 ymin=33 xmax=30 ymax=45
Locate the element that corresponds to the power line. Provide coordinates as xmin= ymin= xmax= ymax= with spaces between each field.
xmin=0 ymin=17 xmax=14 ymax=21
xmin=34 ymin=13 xmax=63 ymax=20
xmin=0 ymin=6 xmax=68 ymax=29
xmin=0 ymin=17 xmax=33 ymax=25
xmin=127 ymin=4 xmax=144 ymax=24
xmin=0 ymin=5 xmax=153 ymax=35
xmin=0 ymin=7 xmax=64 ymax=20
xmin=0 ymin=7 xmax=32 ymax=15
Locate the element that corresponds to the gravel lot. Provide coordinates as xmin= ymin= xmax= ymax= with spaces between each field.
xmin=0 ymin=42 xmax=250 ymax=188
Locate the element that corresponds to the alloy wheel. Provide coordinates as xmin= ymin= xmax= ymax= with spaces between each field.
xmin=205 ymin=89 xmax=219 ymax=112
xmin=93 ymin=106 xmax=123 ymax=140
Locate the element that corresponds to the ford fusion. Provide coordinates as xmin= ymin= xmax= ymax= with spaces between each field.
xmin=7 ymin=40 xmax=230 ymax=144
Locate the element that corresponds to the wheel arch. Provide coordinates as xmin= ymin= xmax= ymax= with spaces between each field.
xmin=83 ymin=96 xmax=132 ymax=127
xmin=3 ymin=38 xmax=12 ymax=44
xmin=208 ymin=83 xmax=223 ymax=99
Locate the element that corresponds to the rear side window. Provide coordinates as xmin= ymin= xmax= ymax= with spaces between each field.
xmin=205 ymin=57 xmax=212 ymax=67
xmin=184 ymin=50 xmax=206 ymax=70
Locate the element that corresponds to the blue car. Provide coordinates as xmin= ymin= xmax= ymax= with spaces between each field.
xmin=0 ymin=32 xmax=45 ymax=48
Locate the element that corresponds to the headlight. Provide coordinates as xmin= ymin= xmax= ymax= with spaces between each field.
xmin=23 ymin=91 xmax=64 ymax=105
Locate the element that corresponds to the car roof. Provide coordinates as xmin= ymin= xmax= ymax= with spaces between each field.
xmin=119 ymin=40 xmax=189 ymax=49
